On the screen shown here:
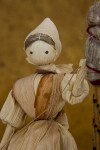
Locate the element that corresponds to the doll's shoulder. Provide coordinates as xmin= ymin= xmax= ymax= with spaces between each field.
xmin=16 ymin=74 xmax=36 ymax=82
xmin=13 ymin=74 xmax=36 ymax=86
xmin=12 ymin=74 xmax=37 ymax=118
xmin=12 ymin=73 xmax=37 ymax=96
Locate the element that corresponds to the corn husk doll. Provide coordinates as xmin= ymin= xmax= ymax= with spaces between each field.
xmin=0 ymin=18 xmax=89 ymax=150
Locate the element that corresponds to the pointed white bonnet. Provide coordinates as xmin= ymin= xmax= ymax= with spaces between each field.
xmin=25 ymin=18 xmax=62 ymax=60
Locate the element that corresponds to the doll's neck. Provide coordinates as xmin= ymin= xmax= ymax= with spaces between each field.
xmin=36 ymin=64 xmax=56 ymax=74
xmin=36 ymin=63 xmax=73 ymax=74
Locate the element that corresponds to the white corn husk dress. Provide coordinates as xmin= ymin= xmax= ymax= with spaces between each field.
xmin=0 ymin=64 xmax=89 ymax=150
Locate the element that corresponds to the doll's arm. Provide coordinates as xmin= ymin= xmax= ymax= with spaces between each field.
xmin=0 ymin=124 xmax=15 ymax=150
xmin=0 ymin=90 xmax=26 ymax=149
xmin=62 ymin=59 xmax=89 ymax=104
xmin=72 ymin=59 xmax=88 ymax=96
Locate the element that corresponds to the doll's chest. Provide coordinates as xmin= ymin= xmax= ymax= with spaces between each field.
xmin=33 ymin=73 xmax=65 ymax=119
xmin=33 ymin=74 xmax=44 ymax=95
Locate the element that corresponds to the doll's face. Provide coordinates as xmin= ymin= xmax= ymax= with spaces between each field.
xmin=25 ymin=41 xmax=57 ymax=66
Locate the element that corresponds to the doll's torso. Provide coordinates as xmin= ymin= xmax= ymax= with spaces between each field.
xmin=12 ymin=71 xmax=65 ymax=120
xmin=33 ymin=74 xmax=43 ymax=95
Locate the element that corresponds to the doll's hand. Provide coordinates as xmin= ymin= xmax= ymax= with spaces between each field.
xmin=79 ymin=59 xmax=86 ymax=68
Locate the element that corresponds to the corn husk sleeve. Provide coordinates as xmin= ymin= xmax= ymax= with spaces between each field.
xmin=62 ymin=71 xmax=89 ymax=105
xmin=0 ymin=90 xmax=26 ymax=128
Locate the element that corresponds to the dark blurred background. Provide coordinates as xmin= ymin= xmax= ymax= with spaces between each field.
xmin=0 ymin=0 xmax=96 ymax=149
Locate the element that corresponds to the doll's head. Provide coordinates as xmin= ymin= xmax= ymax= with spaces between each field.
xmin=87 ymin=1 xmax=100 ymax=24
xmin=24 ymin=18 xmax=62 ymax=66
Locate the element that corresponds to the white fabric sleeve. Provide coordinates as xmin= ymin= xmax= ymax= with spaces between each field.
xmin=0 ymin=90 xmax=26 ymax=128
xmin=61 ymin=72 xmax=89 ymax=105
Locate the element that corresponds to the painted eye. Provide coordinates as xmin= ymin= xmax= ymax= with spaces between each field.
xmin=45 ymin=51 xmax=49 ymax=54
xmin=30 ymin=51 xmax=33 ymax=54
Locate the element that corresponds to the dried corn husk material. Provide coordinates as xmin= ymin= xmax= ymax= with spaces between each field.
xmin=62 ymin=60 xmax=89 ymax=105
xmin=0 ymin=124 xmax=15 ymax=150
xmin=25 ymin=18 xmax=62 ymax=61
xmin=0 ymin=62 xmax=89 ymax=150
xmin=87 ymin=1 xmax=100 ymax=25
xmin=86 ymin=37 xmax=100 ymax=82
xmin=7 ymin=114 xmax=77 ymax=150
xmin=38 ymin=63 xmax=73 ymax=74
xmin=86 ymin=1 xmax=100 ymax=150
xmin=0 ymin=90 xmax=26 ymax=128
xmin=86 ymin=1 xmax=100 ymax=82
xmin=12 ymin=74 xmax=36 ymax=118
